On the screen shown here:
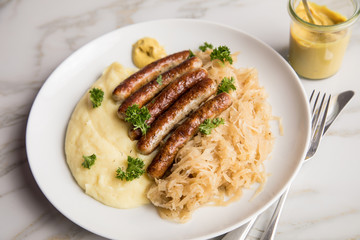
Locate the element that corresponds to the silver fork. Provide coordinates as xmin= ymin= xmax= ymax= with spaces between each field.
xmin=258 ymin=90 xmax=331 ymax=240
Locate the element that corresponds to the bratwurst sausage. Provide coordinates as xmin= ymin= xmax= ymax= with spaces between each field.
xmin=147 ymin=92 xmax=233 ymax=179
xmin=128 ymin=68 xmax=208 ymax=140
xmin=117 ymin=56 xmax=202 ymax=119
xmin=137 ymin=77 xmax=217 ymax=154
xmin=112 ymin=50 xmax=190 ymax=101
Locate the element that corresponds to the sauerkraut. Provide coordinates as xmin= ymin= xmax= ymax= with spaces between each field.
xmin=147 ymin=50 xmax=274 ymax=223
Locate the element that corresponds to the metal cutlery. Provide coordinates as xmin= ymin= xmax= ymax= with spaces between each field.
xmin=221 ymin=90 xmax=354 ymax=240
xmin=259 ymin=90 xmax=331 ymax=240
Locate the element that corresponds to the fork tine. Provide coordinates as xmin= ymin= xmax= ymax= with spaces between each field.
xmin=309 ymin=89 xmax=315 ymax=102
xmin=312 ymin=92 xmax=321 ymax=114
xmin=320 ymin=94 xmax=331 ymax=132
xmin=311 ymin=93 xmax=325 ymax=134
xmin=311 ymin=91 xmax=321 ymax=114
xmin=306 ymin=92 xmax=331 ymax=160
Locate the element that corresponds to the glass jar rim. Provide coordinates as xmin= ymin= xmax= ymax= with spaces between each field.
xmin=288 ymin=0 xmax=360 ymax=31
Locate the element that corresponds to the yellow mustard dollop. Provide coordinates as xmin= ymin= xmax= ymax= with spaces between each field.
xmin=289 ymin=2 xmax=349 ymax=79
xmin=132 ymin=37 xmax=167 ymax=69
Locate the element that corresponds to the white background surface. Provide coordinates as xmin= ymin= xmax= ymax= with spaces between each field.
xmin=1 ymin=0 xmax=360 ymax=239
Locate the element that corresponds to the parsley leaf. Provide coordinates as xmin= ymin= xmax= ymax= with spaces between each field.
xmin=199 ymin=118 xmax=225 ymax=135
xmin=217 ymin=76 xmax=236 ymax=94
xmin=156 ymin=75 xmax=163 ymax=85
xmin=188 ymin=49 xmax=195 ymax=58
xmin=82 ymin=154 xmax=96 ymax=169
xmin=116 ymin=156 xmax=145 ymax=181
xmin=199 ymin=42 xmax=213 ymax=52
xmin=125 ymin=104 xmax=151 ymax=135
xmin=210 ymin=45 xmax=233 ymax=64
xmin=89 ymin=88 xmax=104 ymax=108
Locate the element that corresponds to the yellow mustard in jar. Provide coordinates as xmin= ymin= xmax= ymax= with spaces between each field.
xmin=132 ymin=37 xmax=166 ymax=69
xmin=288 ymin=1 xmax=350 ymax=79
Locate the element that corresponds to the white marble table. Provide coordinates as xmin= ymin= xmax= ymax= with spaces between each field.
xmin=1 ymin=0 xmax=360 ymax=239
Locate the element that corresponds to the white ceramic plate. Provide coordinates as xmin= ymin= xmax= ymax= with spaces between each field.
xmin=26 ymin=19 xmax=311 ymax=240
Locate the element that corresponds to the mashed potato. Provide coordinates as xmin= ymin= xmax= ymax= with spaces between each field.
xmin=65 ymin=62 xmax=156 ymax=208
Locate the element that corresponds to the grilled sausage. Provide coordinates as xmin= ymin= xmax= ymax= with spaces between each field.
xmin=112 ymin=50 xmax=190 ymax=101
xmin=137 ymin=77 xmax=217 ymax=154
xmin=128 ymin=68 xmax=208 ymax=140
xmin=147 ymin=92 xmax=233 ymax=179
xmin=117 ymin=56 xmax=202 ymax=119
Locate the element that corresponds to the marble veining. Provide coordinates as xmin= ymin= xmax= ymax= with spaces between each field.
xmin=1 ymin=0 xmax=360 ymax=239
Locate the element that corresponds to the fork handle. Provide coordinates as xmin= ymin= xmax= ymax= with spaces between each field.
xmin=259 ymin=186 xmax=290 ymax=240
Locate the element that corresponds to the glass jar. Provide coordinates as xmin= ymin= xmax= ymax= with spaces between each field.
xmin=288 ymin=0 xmax=360 ymax=79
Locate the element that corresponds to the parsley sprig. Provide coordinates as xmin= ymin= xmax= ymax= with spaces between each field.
xmin=210 ymin=45 xmax=233 ymax=64
xmin=89 ymin=88 xmax=104 ymax=108
xmin=82 ymin=154 xmax=96 ymax=169
xmin=199 ymin=42 xmax=213 ymax=52
xmin=188 ymin=49 xmax=195 ymax=58
xmin=199 ymin=118 xmax=225 ymax=135
xmin=217 ymin=76 xmax=236 ymax=94
xmin=116 ymin=156 xmax=145 ymax=181
xmin=125 ymin=104 xmax=151 ymax=135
